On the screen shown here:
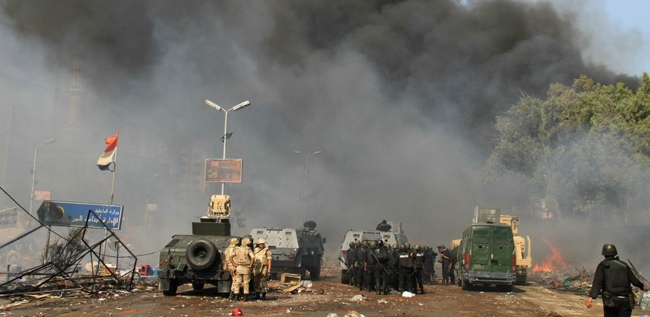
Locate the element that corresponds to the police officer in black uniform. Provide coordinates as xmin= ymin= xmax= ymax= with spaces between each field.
xmin=354 ymin=240 xmax=366 ymax=291
xmin=373 ymin=240 xmax=390 ymax=295
xmin=398 ymin=243 xmax=414 ymax=292
xmin=586 ymin=243 xmax=648 ymax=317
xmin=389 ymin=243 xmax=400 ymax=291
xmin=364 ymin=240 xmax=378 ymax=292
xmin=346 ymin=241 xmax=356 ymax=286
xmin=412 ymin=245 xmax=426 ymax=294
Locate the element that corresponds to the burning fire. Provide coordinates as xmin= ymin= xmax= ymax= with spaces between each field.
xmin=532 ymin=237 xmax=571 ymax=273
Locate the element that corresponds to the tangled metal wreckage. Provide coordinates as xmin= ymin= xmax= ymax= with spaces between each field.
xmin=0 ymin=186 xmax=138 ymax=297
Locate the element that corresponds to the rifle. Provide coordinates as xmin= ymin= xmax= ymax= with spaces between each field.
xmin=628 ymin=259 xmax=649 ymax=285
xmin=338 ymin=257 xmax=349 ymax=270
xmin=369 ymin=249 xmax=390 ymax=275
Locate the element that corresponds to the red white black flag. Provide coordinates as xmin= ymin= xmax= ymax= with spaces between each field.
xmin=97 ymin=132 xmax=119 ymax=171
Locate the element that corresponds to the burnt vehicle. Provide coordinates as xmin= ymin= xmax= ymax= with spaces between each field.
xmin=158 ymin=195 xmax=239 ymax=296
xmin=249 ymin=220 xmax=325 ymax=280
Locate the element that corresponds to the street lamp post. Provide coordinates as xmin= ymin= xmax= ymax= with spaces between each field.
xmin=293 ymin=150 xmax=321 ymax=221
xmin=205 ymin=99 xmax=251 ymax=195
xmin=144 ymin=173 xmax=159 ymax=228
xmin=29 ymin=138 xmax=56 ymax=216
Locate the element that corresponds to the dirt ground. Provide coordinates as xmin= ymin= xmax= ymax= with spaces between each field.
xmin=2 ymin=265 xmax=649 ymax=317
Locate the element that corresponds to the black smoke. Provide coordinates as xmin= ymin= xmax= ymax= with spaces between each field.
xmin=1 ymin=0 xmax=645 ymax=266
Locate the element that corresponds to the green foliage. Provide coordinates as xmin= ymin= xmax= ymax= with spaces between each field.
xmin=483 ymin=73 xmax=650 ymax=222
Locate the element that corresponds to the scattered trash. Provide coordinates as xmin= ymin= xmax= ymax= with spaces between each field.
xmin=350 ymin=294 xmax=365 ymax=302
xmin=402 ymin=291 xmax=415 ymax=298
xmin=639 ymin=291 xmax=650 ymax=310
xmin=326 ymin=314 xmax=339 ymax=317
xmin=231 ymin=307 xmax=243 ymax=316
xmin=377 ymin=299 xmax=389 ymax=304
xmin=343 ymin=311 xmax=365 ymax=317
xmin=300 ymin=280 xmax=312 ymax=288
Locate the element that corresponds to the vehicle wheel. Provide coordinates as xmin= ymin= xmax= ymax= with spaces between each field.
xmin=186 ymin=240 xmax=218 ymax=271
xmin=341 ymin=271 xmax=350 ymax=284
xmin=162 ymin=279 xmax=178 ymax=296
xmin=192 ymin=282 xmax=205 ymax=290
xmin=461 ymin=279 xmax=471 ymax=290
xmin=309 ymin=265 xmax=321 ymax=280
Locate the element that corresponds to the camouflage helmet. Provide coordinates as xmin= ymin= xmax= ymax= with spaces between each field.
xmin=257 ymin=238 xmax=266 ymax=245
xmin=414 ymin=244 xmax=422 ymax=251
xmin=241 ymin=237 xmax=251 ymax=247
xmin=392 ymin=243 xmax=399 ymax=250
xmin=602 ymin=243 xmax=618 ymax=257
xmin=349 ymin=241 xmax=355 ymax=248
xmin=229 ymin=237 xmax=240 ymax=246
xmin=369 ymin=240 xmax=378 ymax=249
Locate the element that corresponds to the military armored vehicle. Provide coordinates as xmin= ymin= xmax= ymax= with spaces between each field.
xmin=249 ymin=220 xmax=325 ymax=280
xmin=499 ymin=214 xmax=531 ymax=284
xmin=338 ymin=220 xmax=408 ymax=284
xmin=158 ymin=195 xmax=239 ymax=296
xmin=456 ymin=206 xmax=516 ymax=291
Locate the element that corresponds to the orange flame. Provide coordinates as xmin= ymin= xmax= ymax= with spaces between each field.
xmin=532 ymin=237 xmax=570 ymax=273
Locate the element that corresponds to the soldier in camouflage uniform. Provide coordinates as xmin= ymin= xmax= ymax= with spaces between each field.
xmin=230 ymin=237 xmax=254 ymax=301
xmin=253 ymin=238 xmax=272 ymax=300
xmin=224 ymin=237 xmax=240 ymax=300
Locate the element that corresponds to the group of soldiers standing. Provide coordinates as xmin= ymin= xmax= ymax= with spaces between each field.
xmin=344 ymin=240 xmax=441 ymax=295
xmin=223 ymin=236 xmax=272 ymax=302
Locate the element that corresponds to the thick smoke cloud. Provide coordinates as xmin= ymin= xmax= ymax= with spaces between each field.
xmin=0 ymin=0 xmax=646 ymax=267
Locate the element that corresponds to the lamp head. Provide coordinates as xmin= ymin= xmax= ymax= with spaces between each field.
xmin=204 ymin=99 xmax=222 ymax=111
xmin=232 ymin=100 xmax=251 ymax=111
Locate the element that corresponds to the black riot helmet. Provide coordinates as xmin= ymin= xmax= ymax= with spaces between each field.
xmin=602 ymin=243 xmax=618 ymax=257
xmin=377 ymin=240 xmax=384 ymax=248
xmin=349 ymin=241 xmax=355 ymax=248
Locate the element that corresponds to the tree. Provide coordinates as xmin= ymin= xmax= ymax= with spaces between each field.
xmin=483 ymin=74 xmax=650 ymax=222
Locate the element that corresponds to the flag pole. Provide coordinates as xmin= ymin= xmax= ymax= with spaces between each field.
xmin=102 ymin=131 xmax=119 ymax=262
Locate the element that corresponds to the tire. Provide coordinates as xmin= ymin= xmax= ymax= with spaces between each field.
xmin=186 ymin=239 xmax=218 ymax=271
xmin=461 ymin=279 xmax=471 ymax=290
xmin=192 ymin=282 xmax=205 ymax=290
xmin=341 ymin=271 xmax=350 ymax=284
xmin=162 ymin=279 xmax=178 ymax=296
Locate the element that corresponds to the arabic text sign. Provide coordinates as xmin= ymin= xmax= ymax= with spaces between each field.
xmin=37 ymin=201 xmax=124 ymax=230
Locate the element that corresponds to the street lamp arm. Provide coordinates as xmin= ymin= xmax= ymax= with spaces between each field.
xmin=205 ymin=99 xmax=223 ymax=112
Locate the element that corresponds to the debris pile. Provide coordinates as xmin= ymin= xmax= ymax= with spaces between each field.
xmin=529 ymin=267 xmax=593 ymax=293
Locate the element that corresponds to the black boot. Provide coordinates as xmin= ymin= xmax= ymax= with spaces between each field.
xmin=243 ymin=294 xmax=249 ymax=302
xmin=261 ymin=292 xmax=266 ymax=300
xmin=228 ymin=292 xmax=235 ymax=301
xmin=255 ymin=292 xmax=260 ymax=300
xmin=233 ymin=294 xmax=240 ymax=302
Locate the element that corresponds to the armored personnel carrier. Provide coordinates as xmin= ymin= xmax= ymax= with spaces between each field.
xmin=249 ymin=220 xmax=325 ymax=280
xmin=338 ymin=220 xmax=408 ymax=284
xmin=158 ymin=195 xmax=239 ymax=296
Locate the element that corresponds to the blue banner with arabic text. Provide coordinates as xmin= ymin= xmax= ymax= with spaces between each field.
xmin=36 ymin=200 xmax=124 ymax=230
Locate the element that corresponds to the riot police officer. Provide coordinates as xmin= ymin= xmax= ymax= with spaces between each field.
xmin=354 ymin=240 xmax=366 ymax=291
xmin=586 ymin=243 xmax=648 ymax=317
xmin=412 ymin=245 xmax=426 ymax=294
xmin=345 ymin=241 xmax=356 ymax=286
xmin=364 ymin=240 xmax=378 ymax=292
xmin=373 ymin=240 xmax=390 ymax=295
xmin=398 ymin=243 xmax=414 ymax=293
xmin=389 ymin=243 xmax=400 ymax=291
